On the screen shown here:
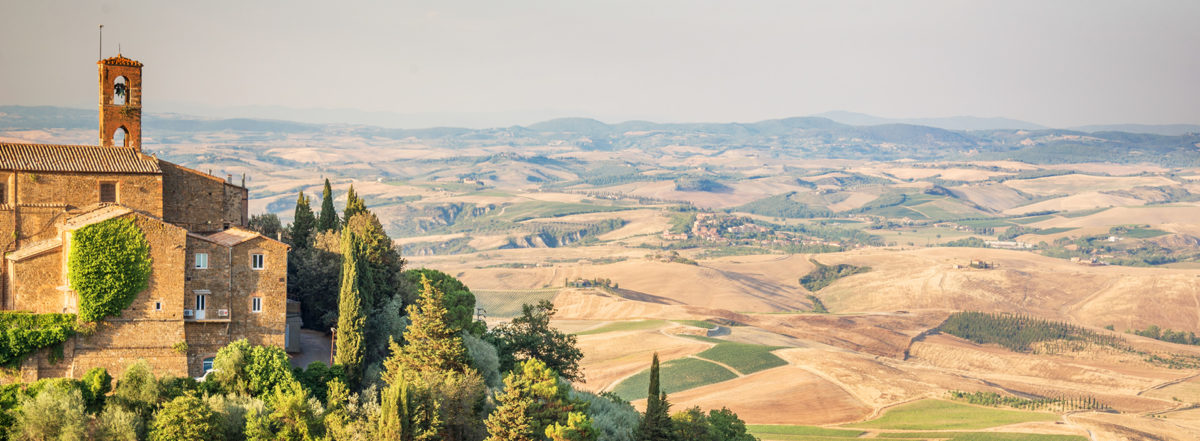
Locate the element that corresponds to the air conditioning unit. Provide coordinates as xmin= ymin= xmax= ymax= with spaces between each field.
xmin=217 ymin=309 xmax=229 ymax=318
xmin=183 ymin=309 xmax=194 ymax=318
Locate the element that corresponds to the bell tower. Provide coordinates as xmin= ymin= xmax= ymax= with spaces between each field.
xmin=98 ymin=54 xmax=143 ymax=151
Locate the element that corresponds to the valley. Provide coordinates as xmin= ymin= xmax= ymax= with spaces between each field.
xmin=6 ymin=109 xmax=1200 ymax=439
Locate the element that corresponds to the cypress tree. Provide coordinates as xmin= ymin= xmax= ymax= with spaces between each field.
xmin=636 ymin=353 xmax=675 ymax=441
xmin=335 ymin=229 xmax=366 ymax=388
xmin=291 ymin=191 xmax=316 ymax=248
xmin=318 ymin=178 xmax=340 ymax=232
xmin=344 ymin=184 xmax=368 ymax=224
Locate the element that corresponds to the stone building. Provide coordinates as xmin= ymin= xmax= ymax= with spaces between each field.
xmin=0 ymin=54 xmax=289 ymax=380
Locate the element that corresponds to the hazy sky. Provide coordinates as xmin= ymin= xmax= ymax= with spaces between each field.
xmin=1 ymin=0 xmax=1198 ymax=128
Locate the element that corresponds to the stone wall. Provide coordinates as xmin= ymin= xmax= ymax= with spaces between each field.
xmin=8 ymin=247 xmax=64 ymax=313
xmin=160 ymin=161 xmax=247 ymax=233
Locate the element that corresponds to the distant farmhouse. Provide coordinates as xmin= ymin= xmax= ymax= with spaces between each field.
xmin=0 ymin=55 xmax=292 ymax=380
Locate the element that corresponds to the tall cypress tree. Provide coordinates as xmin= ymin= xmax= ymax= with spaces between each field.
xmin=335 ymin=229 xmax=366 ymax=388
xmin=318 ymin=178 xmax=340 ymax=232
xmin=636 ymin=353 xmax=675 ymax=441
xmin=291 ymin=191 xmax=316 ymax=248
xmin=344 ymin=184 xmax=368 ymax=224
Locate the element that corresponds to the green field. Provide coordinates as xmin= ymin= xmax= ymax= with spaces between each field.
xmin=748 ymin=425 xmax=864 ymax=439
xmin=672 ymin=319 xmax=716 ymax=329
xmin=847 ymin=399 xmax=1058 ymax=431
xmin=610 ymin=357 xmax=737 ymax=401
xmin=575 ymin=319 xmax=667 ymax=336
xmin=1009 ymin=214 xmax=1055 ymax=224
xmin=694 ymin=342 xmax=787 ymax=374
xmin=1027 ymin=227 xmax=1075 ymax=235
xmin=473 ymin=289 xmax=560 ymax=318
xmin=876 ymin=433 xmax=1086 ymax=441
xmin=1122 ymin=227 xmax=1168 ymax=238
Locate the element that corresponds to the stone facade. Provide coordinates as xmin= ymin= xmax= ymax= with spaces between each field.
xmin=161 ymin=161 xmax=248 ymax=233
xmin=0 ymin=54 xmax=290 ymax=381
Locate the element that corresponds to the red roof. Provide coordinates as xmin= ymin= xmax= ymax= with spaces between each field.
xmin=0 ymin=143 xmax=161 ymax=174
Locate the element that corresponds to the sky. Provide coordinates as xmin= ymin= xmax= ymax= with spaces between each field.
xmin=1 ymin=0 xmax=1198 ymax=128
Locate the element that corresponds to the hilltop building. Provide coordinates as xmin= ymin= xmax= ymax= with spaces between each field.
xmin=0 ymin=55 xmax=291 ymax=380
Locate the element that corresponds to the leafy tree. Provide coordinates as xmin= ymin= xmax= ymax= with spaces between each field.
xmin=377 ymin=368 xmax=440 ymax=441
xmin=295 ymin=361 xmax=346 ymax=403
xmin=670 ymin=407 xmax=711 ymax=441
xmin=149 ymin=394 xmax=223 ymax=441
xmin=262 ymin=381 xmax=326 ymax=441
xmin=69 ymin=217 xmax=152 ymax=322
xmin=704 ymin=407 xmax=756 ymax=441
xmin=288 ymin=234 xmax=343 ymax=331
xmin=113 ymin=359 xmax=162 ymax=418
xmin=404 ymin=269 xmax=486 ymax=335
xmin=319 ymin=178 xmax=341 ymax=232
xmin=97 ymin=403 xmax=144 ymax=441
xmin=210 ymin=339 xmax=298 ymax=398
xmin=635 ymin=354 xmax=675 ymax=441
xmin=249 ymin=213 xmax=283 ymax=239
xmin=292 ymin=191 xmax=317 ymax=248
xmin=205 ymin=394 xmax=266 ymax=441
xmin=15 ymin=384 xmax=88 ymax=441
xmin=81 ymin=366 xmax=113 ymax=413
xmin=343 ymin=185 xmax=368 ymax=225
xmin=336 ymin=228 xmax=368 ymax=388
xmin=487 ymin=301 xmax=584 ymax=382
xmin=568 ymin=390 xmax=639 ymax=441
xmin=546 ymin=412 xmax=597 ymax=441
xmin=463 ymin=334 xmax=502 ymax=389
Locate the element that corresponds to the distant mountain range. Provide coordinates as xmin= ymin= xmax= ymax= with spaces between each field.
xmin=3 ymin=106 xmax=1200 ymax=166
xmin=814 ymin=110 xmax=1200 ymax=135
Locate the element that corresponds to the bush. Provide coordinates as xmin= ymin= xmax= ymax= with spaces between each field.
xmin=69 ymin=217 xmax=152 ymax=322
xmin=799 ymin=260 xmax=870 ymax=291
xmin=150 ymin=394 xmax=223 ymax=441
xmin=16 ymin=384 xmax=88 ymax=440
xmin=97 ymin=404 xmax=145 ymax=441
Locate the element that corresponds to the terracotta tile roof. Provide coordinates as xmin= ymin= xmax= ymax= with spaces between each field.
xmin=5 ymin=238 xmax=62 ymax=261
xmin=0 ymin=143 xmax=161 ymax=173
xmin=61 ymin=205 xmax=132 ymax=230
xmin=99 ymin=55 xmax=142 ymax=67
xmin=201 ymin=227 xmax=264 ymax=247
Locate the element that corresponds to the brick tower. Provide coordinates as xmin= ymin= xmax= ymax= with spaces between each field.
xmin=98 ymin=55 xmax=143 ymax=151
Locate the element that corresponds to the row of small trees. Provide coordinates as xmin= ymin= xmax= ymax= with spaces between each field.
xmin=946 ymin=390 xmax=1108 ymax=412
xmin=938 ymin=311 xmax=1126 ymax=353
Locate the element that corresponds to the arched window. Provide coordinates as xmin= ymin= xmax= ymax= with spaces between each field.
xmin=112 ymin=126 xmax=128 ymax=147
xmin=113 ymin=76 xmax=128 ymax=106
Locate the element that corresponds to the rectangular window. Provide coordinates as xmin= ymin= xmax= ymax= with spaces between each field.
xmin=251 ymin=297 xmax=262 ymax=313
xmin=99 ymin=182 xmax=117 ymax=203
xmin=251 ymin=253 xmax=265 ymax=270
xmin=195 ymin=294 xmax=207 ymax=311
xmin=203 ymin=358 xmax=214 ymax=373
xmin=194 ymin=253 xmax=208 ymax=269
xmin=0 ymin=182 xmax=6 ymax=204
xmin=154 ymin=301 xmax=162 ymax=311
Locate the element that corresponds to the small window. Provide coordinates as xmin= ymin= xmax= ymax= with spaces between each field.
xmin=195 ymin=294 xmax=207 ymax=311
xmin=251 ymin=253 xmax=265 ymax=270
xmin=154 ymin=301 xmax=162 ymax=311
xmin=202 ymin=357 xmax=214 ymax=373
xmin=0 ymin=182 xmax=6 ymax=204
xmin=99 ymin=182 xmax=117 ymax=203
xmin=194 ymin=253 xmax=208 ymax=269
xmin=251 ymin=297 xmax=262 ymax=313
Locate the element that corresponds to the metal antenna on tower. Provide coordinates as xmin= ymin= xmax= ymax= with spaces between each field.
xmin=98 ymin=25 xmax=103 ymax=60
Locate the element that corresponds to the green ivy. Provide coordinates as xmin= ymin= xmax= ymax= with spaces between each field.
xmin=69 ymin=217 xmax=152 ymax=323
xmin=0 ymin=312 xmax=76 ymax=366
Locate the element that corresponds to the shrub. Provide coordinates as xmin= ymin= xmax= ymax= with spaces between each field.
xmin=149 ymin=394 xmax=223 ymax=441
xmin=69 ymin=217 xmax=152 ymax=322
xmin=16 ymin=384 xmax=88 ymax=440
xmin=97 ymin=404 xmax=144 ymax=441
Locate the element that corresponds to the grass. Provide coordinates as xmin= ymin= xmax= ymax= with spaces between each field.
xmin=678 ymin=334 xmax=726 ymax=344
xmin=672 ymin=319 xmax=716 ymax=329
xmin=747 ymin=425 xmax=863 ymax=437
xmin=1009 ymin=214 xmax=1054 ymax=224
xmin=610 ymin=357 xmax=737 ymax=401
xmin=695 ymin=342 xmax=788 ymax=374
xmin=1060 ymin=207 xmax=1109 ymax=218
xmin=1122 ymin=227 xmax=1168 ymax=239
xmin=876 ymin=433 xmax=1086 ymax=441
xmin=473 ymin=289 xmax=559 ymax=318
xmin=1027 ymin=227 xmax=1075 ymax=235
xmin=846 ymin=399 xmax=1058 ymax=431
xmin=958 ymin=219 xmax=1015 ymax=228
xmin=575 ymin=319 xmax=667 ymax=336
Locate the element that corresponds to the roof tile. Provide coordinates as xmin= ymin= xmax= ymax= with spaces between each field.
xmin=0 ymin=143 xmax=161 ymax=173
